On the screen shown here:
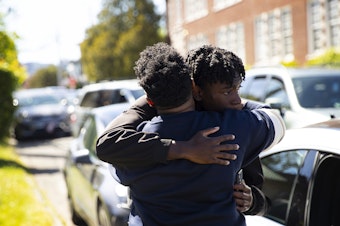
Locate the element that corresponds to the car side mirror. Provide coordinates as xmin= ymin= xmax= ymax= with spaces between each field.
xmin=265 ymin=98 xmax=285 ymax=117
xmin=73 ymin=149 xmax=91 ymax=164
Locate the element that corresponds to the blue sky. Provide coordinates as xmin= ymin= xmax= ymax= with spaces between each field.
xmin=3 ymin=0 xmax=165 ymax=65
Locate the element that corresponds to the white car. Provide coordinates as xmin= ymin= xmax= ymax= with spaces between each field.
xmin=70 ymin=79 xmax=144 ymax=136
xmin=246 ymin=119 xmax=340 ymax=226
xmin=240 ymin=66 xmax=340 ymax=128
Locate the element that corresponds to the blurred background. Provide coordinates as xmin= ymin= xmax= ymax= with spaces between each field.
xmin=1 ymin=0 xmax=340 ymax=226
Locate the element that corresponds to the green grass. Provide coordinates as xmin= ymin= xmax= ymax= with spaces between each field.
xmin=0 ymin=142 xmax=56 ymax=226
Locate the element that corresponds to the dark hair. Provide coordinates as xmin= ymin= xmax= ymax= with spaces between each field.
xmin=186 ymin=45 xmax=245 ymax=88
xmin=134 ymin=42 xmax=192 ymax=109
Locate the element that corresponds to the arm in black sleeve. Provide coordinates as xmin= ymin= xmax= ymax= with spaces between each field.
xmin=96 ymin=96 xmax=172 ymax=168
xmin=242 ymin=158 xmax=270 ymax=216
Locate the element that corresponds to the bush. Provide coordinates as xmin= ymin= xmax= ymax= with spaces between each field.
xmin=307 ymin=48 xmax=340 ymax=68
xmin=0 ymin=69 xmax=17 ymax=142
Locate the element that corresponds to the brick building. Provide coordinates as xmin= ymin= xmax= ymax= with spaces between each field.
xmin=165 ymin=0 xmax=340 ymax=66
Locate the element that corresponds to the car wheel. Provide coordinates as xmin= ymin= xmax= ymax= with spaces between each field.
xmin=98 ymin=203 xmax=112 ymax=226
xmin=67 ymin=194 xmax=85 ymax=225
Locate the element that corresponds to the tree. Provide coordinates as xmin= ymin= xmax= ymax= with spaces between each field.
xmin=27 ymin=65 xmax=58 ymax=88
xmin=80 ymin=0 xmax=165 ymax=82
xmin=0 ymin=29 xmax=26 ymax=142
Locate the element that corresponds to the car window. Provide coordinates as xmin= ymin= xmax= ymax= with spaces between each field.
xmin=293 ymin=76 xmax=340 ymax=108
xmin=309 ymin=156 xmax=340 ymax=226
xmin=82 ymin=117 xmax=97 ymax=154
xmin=265 ymin=77 xmax=289 ymax=107
xmin=261 ymin=150 xmax=308 ymax=224
xmin=80 ymin=89 xmax=127 ymax=108
xmin=131 ymin=89 xmax=145 ymax=99
xmin=240 ymin=75 xmax=267 ymax=101
xmin=15 ymin=94 xmax=60 ymax=107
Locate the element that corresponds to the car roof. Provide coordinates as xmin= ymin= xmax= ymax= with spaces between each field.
xmin=91 ymin=102 xmax=132 ymax=128
xmin=246 ymin=66 xmax=340 ymax=79
xmin=261 ymin=119 xmax=340 ymax=157
xmin=80 ymin=79 xmax=141 ymax=93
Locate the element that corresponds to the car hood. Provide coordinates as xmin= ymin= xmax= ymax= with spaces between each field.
xmin=309 ymin=108 xmax=340 ymax=119
xmin=16 ymin=104 xmax=66 ymax=117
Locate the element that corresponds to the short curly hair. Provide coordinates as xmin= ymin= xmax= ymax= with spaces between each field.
xmin=134 ymin=42 xmax=192 ymax=110
xmin=186 ymin=45 xmax=245 ymax=89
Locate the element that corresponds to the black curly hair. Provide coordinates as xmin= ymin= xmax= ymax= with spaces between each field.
xmin=134 ymin=42 xmax=192 ymax=110
xmin=186 ymin=45 xmax=245 ymax=89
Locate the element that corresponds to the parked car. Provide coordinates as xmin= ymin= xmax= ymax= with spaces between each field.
xmin=246 ymin=118 xmax=340 ymax=226
xmin=63 ymin=103 xmax=132 ymax=226
xmin=12 ymin=87 xmax=72 ymax=141
xmin=240 ymin=66 xmax=340 ymax=128
xmin=70 ymin=79 xmax=144 ymax=137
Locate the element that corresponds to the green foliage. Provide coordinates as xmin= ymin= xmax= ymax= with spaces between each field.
xmin=281 ymin=60 xmax=298 ymax=68
xmin=80 ymin=0 xmax=165 ymax=82
xmin=306 ymin=48 xmax=340 ymax=68
xmin=0 ymin=31 xmax=27 ymax=86
xmin=0 ymin=145 xmax=55 ymax=226
xmin=0 ymin=69 xmax=17 ymax=142
xmin=27 ymin=65 xmax=58 ymax=88
xmin=0 ymin=30 xmax=26 ymax=142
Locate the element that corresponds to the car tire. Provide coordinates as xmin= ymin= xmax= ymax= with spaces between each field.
xmin=68 ymin=194 xmax=84 ymax=225
xmin=98 ymin=203 xmax=112 ymax=226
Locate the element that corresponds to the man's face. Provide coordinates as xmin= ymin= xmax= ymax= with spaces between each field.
xmin=193 ymin=80 xmax=243 ymax=112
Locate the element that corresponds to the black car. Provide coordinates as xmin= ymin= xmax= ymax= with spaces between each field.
xmin=64 ymin=103 xmax=131 ymax=226
xmin=12 ymin=87 xmax=72 ymax=141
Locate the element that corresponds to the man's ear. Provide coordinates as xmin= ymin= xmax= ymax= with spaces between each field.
xmin=146 ymin=97 xmax=155 ymax=107
xmin=192 ymin=84 xmax=203 ymax=101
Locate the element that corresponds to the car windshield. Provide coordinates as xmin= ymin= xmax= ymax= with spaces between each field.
xmin=293 ymin=76 xmax=340 ymax=108
xmin=15 ymin=94 xmax=60 ymax=107
xmin=131 ymin=89 xmax=145 ymax=99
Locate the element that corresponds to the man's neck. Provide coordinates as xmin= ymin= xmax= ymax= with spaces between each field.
xmin=157 ymin=98 xmax=195 ymax=115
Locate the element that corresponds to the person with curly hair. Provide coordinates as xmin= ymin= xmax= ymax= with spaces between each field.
xmin=97 ymin=44 xmax=269 ymax=217
xmin=187 ymin=45 xmax=269 ymax=215
xmin=109 ymin=42 xmax=285 ymax=226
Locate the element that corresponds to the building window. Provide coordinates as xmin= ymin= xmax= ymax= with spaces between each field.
xmin=184 ymin=0 xmax=208 ymax=22
xmin=216 ymin=22 xmax=245 ymax=62
xmin=309 ymin=0 xmax=340 ymax=53
xmin=254 ymin=7 xmax=293 ymax=64
xmin=187 ymin=33 xmax=209 ymax=51
xmin=328 ymin=0 xmax=340 ymax=47
xmin=213 ymin=0 xmax=242 ymax=11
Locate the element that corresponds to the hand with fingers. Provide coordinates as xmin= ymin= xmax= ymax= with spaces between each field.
xmin=233 ymin=179 xmax=254 ymax=213
xmin=169 ymin=126 xmax=239 ymax=165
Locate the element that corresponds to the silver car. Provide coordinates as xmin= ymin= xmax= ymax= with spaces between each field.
xmin=240 ymin=66 xmax=340 ymax=128
xmin=64 ymin=103 xmax=132 ymax=226
xmin=246 ymin=119 xmax=340 ymax=226
xmin=70 ymin=79 xmax=144 ymax=136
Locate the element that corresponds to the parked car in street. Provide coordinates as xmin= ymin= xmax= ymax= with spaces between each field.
xmin=240 ymin=66 xmax=340 ymax=128
xmin=246 ymin=118 xmax=340 ymax=226
xmin=63 ymin=103 xmax=132 ymax=226
xmin=70 ymin=79 xmax=144 ymax=137
xmin=12 ymin=87 xmax=73 ymax=141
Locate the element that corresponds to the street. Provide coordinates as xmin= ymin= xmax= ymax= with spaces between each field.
xmin=13 ymin=136 xmax=78 ymax=226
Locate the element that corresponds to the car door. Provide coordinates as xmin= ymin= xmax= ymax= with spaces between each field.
xmin=70 ymin=116 xmax=99 ymax=224
xmin=308 ymin=154 xmax=340 ymax=226
xmin=260 ymin=149 xmax=316 ymax=225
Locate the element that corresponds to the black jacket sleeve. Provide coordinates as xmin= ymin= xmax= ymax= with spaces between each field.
xmin=242 ymin=158 xmax=270 ymax=216
xmin=96 ymin=96 xmax=172 ymax=168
